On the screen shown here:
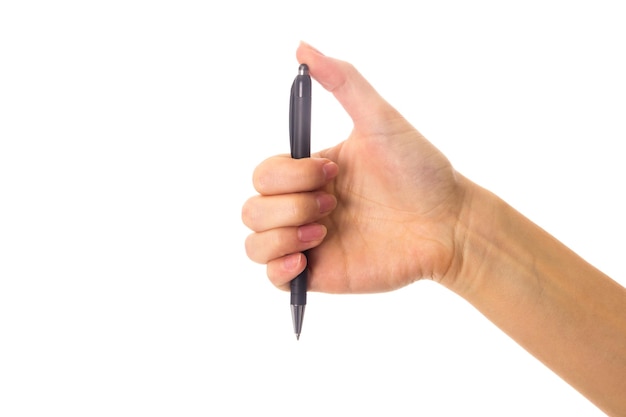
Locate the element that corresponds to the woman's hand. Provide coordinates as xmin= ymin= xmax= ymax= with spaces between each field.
xmin=242 ymin=42 xmax=468 ymax=294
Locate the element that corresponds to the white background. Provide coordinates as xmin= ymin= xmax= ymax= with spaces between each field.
xmin=1 ymin=1 xmax=624 ymax=416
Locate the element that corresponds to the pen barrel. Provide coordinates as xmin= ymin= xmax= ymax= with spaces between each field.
xmin=290 ymin=75 xmax=311 ymax=159
xmin=291 ymin=100 xmax=311 ymax=158
xmin=289 ymin=68 xmax=311 ymax=338
xmin=290 ymin=76 xmax=310 ymax=303
xmin=290 ymin=266 xmax=308 ymax=306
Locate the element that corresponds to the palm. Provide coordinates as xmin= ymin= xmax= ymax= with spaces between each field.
xmin=307 ymin=117 xmax=463 ymax=294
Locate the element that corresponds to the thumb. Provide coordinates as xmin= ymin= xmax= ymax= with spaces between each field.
xmin=296 ymin=42 xmax=401 ymax=132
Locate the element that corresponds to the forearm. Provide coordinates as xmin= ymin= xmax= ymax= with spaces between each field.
xmin=447 ymin=176 xmax=626 ymax=416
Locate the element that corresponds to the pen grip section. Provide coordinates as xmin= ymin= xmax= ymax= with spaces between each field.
xmin=290 ymin=264 xmax=308 ymax=306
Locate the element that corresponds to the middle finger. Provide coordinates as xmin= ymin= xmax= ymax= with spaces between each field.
xmin=242 ymin=191 xmax=337 ymax=232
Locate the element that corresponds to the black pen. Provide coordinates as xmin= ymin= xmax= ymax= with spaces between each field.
xmin=289 ymin=63 xmax=311 ymax=340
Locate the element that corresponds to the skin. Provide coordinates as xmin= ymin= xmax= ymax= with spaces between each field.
xmin=241 ymin=42 xmax=626 ymax=416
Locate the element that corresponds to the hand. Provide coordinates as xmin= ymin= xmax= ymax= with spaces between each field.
xmin=242 ymin=42 xmax=468 ymax=294
xmin=243 ymin=43 xmax=626 ymax=416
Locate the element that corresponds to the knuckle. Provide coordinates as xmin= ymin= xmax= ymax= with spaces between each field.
xmin=252 ymin=166 xmax=270 ymax=193
xmin=289 ymin=195 xmax=315 ymax=224
xmin=241 ymin=198 xmax=261 ymax=231
xmin=244 ymin=234 xmax=261 ymax=263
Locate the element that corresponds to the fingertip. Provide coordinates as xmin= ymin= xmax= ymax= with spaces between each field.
xmin=297 ymin=40 xmax=324 ymax=57
xmin=322 ymin=160 xmax=339 ymax=181
xmin=295 ymin=43 xmax=394 ymax=127
xmin=295 ymin=43 xmax=341 ymax=92
xmin=283 ymin=252 xmax=305 ymax=272
xmin=267 ymin=253 xmax=307 ymax=291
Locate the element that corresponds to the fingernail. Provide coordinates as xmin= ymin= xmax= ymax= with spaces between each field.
xmin=298 ymin=224 xmax=327 ymax=242
xmin=284 ymin=253 xmax=302 ymax=271
xmin=323 ymin=161 xmax=338 ymax=180
xmin=317 ymin=194 xmax=336 ymax=214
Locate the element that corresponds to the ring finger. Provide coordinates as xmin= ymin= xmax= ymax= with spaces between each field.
xmin=245 ymin=223 xmax=327 ymax=264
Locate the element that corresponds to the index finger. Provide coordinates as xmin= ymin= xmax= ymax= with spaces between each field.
xmin=252 ymin=154 xmax=338 ymax=196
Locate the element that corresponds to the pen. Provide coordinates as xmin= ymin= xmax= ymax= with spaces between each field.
xmin=289 ymin=63 xmax=311 ymax=340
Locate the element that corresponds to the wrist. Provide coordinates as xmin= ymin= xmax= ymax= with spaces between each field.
xmin=438 ymin=176 xmax=626 ymax=416
xmin=439 ymin=175 xmax=531 ymax=300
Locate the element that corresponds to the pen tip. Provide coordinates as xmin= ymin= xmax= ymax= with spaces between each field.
xmin=298 ymin=64 xmax=309 ymax=76
xmin=296 ymin=333 xmax=300 ymax=341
